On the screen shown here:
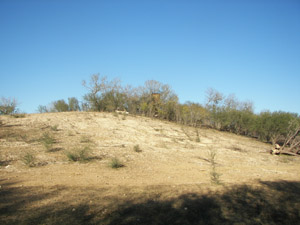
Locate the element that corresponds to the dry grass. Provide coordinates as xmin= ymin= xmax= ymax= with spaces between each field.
xmin=0 ymin=112 xmax=299 ymax=224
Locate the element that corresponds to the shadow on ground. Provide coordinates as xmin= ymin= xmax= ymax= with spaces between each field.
xmin=0 ymin=179 xmax=299 ymax=225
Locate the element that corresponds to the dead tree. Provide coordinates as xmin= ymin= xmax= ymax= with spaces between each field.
xmin=279 ymin=123 xmax=300 ymax=155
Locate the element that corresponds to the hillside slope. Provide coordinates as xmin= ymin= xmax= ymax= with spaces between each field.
xmin=1 ymin=112 xmax=299 ymax=224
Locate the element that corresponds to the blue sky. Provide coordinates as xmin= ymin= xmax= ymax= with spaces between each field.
xmin=1 ymin=0 xmax=299 ymax=114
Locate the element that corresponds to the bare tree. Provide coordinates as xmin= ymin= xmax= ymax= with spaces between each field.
xmin=0 ymin=97 xmax=18 ymax=114
xmin=205 ymin=88 xmax=224 ymax=108
xmin=280 ymin=120 xmax=300 ymax=154
xmin=82 ymin=74 xmax=124 ymax=112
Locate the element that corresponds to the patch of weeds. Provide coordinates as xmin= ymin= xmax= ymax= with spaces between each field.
xmin=80 ymin=135 xmax=92 ymax=143
xmin=0 ymin=155 xmax=8 ymax=166
xmin=19 ymin=134 xmax=28 ymax=142
xmin=113 ymin=112 xmax=119 ymax=118
xmin=11 ymin=113 xmax=26 ymax=118
xmin=40 ymin=132 xmax=55 ymax=151
xmin=210 ymin=168 xmax=222 ymax=185
xmin=208 ymin=149 xmax=217 ymax=166
xmin=66 ymin=146 xmax=91 ymax=163
xmin=133 ymin=144 xmax=142 ymax=152
xmin=22 ymin=152 xmax=36 ymax=167
xmin=181 ymin=127 xmax=193 ymax=141
xmin=231 ymin=145 xmax=244 ymax=152
xmin=195 ymin=129 xmax=201 ymax=142
xmin=207 ymin=147 xmax=222 ymax=185
xmin=109 ymin=157 xmax=124 ymax=169
xmin=51 ymin=124 xmax=59 ymax=131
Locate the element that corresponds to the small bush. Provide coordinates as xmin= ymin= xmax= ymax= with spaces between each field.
xmin=231 ymin=145 xmax=244 ymax=152
xmin=210 ymin=168 xmax=222 ymax=185
xmin=22 ymin=152 xmax=36 ymax=167
xmin=11 ymin=113 xmax=26 ymax=118
xmin=195 ymin=129 xmax=201 ymax=142
xmin=51 ymin=124 xmax=59 ymax=131
xmin=109 ymin=157 xmax=124 ymax=169
xmin=208 ymin=147 xmax=222 ymax=185
xmin=181 ymin=127 xmax=193 ymax=141
xmin=133 ymin=144 xmax=142 ymax=152
xmin=66 ymin=146 xmax=91 ymax=163
xmin=40 ymin=132 xmax=55 ymax=151
xmin=208 ymin=149 xmax=217 ymax=166
xmin=0 ymin=97 xmax=18 ymax=115
xmin=80 ymin=135 xmax=92 ymax=143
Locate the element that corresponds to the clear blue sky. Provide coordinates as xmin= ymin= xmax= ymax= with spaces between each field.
xmin=1 ymin=0 xmax=299 ymax=114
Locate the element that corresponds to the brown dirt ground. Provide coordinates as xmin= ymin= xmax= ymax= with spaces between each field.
xmin=1 ymin=112 xmax=299 ymax=224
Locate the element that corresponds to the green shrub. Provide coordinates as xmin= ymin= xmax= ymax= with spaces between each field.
xmin=40 ymin=132 xmax=55 ymax=151
xmin=53 ymin=99 xmax=69 ymax=112
xmin=210 ymin=168 xmax=222 ymax=185
xmin=133 ymin=144 xmax=142 ymax=152
xmin=208 ymin=147 xmax=222 ymax=185
xmin=51 ymin=124 xmax=59 ymax=131
xmin=22 ymin=152 xmax=36 ymax=167
xmin=66 ymin=146 xmax=91 ymax=163
xmin=109 ymin=157 xmax=124 ymax=169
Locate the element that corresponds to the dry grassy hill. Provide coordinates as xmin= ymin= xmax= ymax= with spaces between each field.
xmin=1 ymin=112 xmax=299 ymax=224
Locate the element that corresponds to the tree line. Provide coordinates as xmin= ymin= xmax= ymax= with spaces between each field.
xmin=1 ymin=74 xmax=299 ymax=145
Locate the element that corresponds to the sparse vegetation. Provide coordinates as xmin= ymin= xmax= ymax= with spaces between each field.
xmin=109 ymin=157 xmax=124 ymax=168
xmin=34 ymin=74 xmax=299 ymax=147
xmin=231 ymin=145 xmax=244 ymax=152
xmin=11 ymin=113 xmax=26 ymax=118
xmin=40 ymin=132 xmax=55 ymax=151
xmin=80 ymin=135 xmax=92 ymax=143
xmin=195 ymin=128 xmax=200 ymax=142
xmin=133 ymin=144 xmax=142 ymax=152
xmin=181 ymin=126 xmax=192 ymax=141
xmin=0 ymin=109 xmax=300 ymax=225
xmin=51 ymin=124 xmax=59 ymax=131
xmin=22 ymin=152 xmax=36 ymax=167
xmin=0 ymin=97 xmax=18 ymax=115
xmin=66 ymin=146 xmax=91 ymax=163
xmin=208 ymin=147 xmax=222 ymax=185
